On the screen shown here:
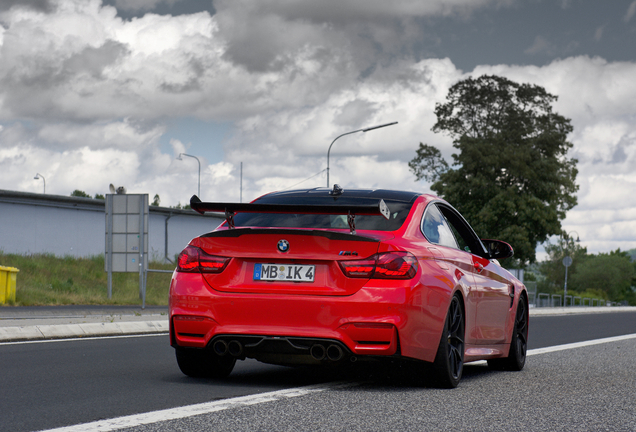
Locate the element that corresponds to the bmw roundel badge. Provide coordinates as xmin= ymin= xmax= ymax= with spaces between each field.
xmin=277 ymin=239 xmax=290 ymax=252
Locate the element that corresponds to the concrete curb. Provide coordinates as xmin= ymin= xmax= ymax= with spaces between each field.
xmin=530 ymin=306 xmax=636 ymax=316
xmin=0 ymin=319 xmax=169 ymax=342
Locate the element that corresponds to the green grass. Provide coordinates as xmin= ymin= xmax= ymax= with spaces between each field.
xmin=0 ymin=252 xmax=174 ymax=306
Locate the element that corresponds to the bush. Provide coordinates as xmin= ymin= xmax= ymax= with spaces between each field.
xmin=0 ymin=252 xmax=174 ymax=306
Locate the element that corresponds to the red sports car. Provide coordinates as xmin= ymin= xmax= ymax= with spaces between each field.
xmin=169 ymin=186 xmax=528 ymax=388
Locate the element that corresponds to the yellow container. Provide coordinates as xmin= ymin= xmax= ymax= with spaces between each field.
xmin=0 ymin=266 xmax=19 ymax=304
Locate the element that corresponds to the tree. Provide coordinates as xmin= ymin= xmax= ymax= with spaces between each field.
xmin=539 ymin=240 xmax=635 ymax=304
xmin=70 ymin=190 xmax=91 ymax=198
xmin=410 ymin=75 xmax=578 ymax=264
xmin=151 ymin=194 xmax=161 ymax=206
xmin=539 ymin=234 xmax=588 ymax=293
xmin=569 ymin=250 xmax=635 ymax=303
xmin=171 ymin=202 xmax=191 ymax=210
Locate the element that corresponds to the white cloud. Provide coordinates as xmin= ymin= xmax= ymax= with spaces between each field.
xmin=625 ymin=1 xmax=636 ymax=22
xmin=0 ymin=0 xmax=635 ymax=256
xmin=212 ymin=0 xmax=515 ymax=72
xmin=218 ymin=0 xmax=515 ymax=21
xmin=594 ymin=26 xmax=604 ymax=42
xmin=524 ymin=35 xmax=556 ymax=55
xmin=0 ymin=0 xmax=55 ymax=13
xmin=113 ymin=0 xmax=183 ymax=13
xmin=37 ymin=119 xmax=165 ymax=151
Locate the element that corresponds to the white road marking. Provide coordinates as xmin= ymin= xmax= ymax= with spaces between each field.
xmin=526 ymin=333 xmax=636 ymax=356
xmin=38 ymin=382 xmax=356 ymax=432
xmin=467 ymin=332 xmax=636 ymax=366
xmin=36 ymin=333 xmax=636 ymax=432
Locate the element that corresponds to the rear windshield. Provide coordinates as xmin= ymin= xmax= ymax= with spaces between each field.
xmin=233 ymin=196 xmax=414 ymax=231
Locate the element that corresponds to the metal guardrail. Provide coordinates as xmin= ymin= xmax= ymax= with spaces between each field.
xmin=531 ymin=292 xmax=610 ymax=308
xmin=537 ymin=293 xmax=550 ymax=308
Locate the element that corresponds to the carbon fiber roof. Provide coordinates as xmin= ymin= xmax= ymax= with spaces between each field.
xmin=260 ymin=188 xmax=421 ymax=203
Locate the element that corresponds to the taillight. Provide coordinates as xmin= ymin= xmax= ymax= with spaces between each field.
xmin=374 ymin=252 xmax=418 ymax=278
xmin=338 ymin=256 xmax=376 ymax=278
xmin=339 ymin=252 xmax=418 ymax=279
xmin=176 ymin=245 xmax=230 ymax=273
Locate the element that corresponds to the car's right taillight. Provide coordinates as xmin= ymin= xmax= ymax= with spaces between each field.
xmin=339 ymin=252 xmax=418 ymax=279
xmin=176 ymin=245 xmax=230 ymax=273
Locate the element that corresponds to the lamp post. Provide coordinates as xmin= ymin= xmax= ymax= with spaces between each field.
xmin=177 ymin=153 xmax=201 ymax=198
xmin=563 ymin=231 xmax=580 ymax=306
xmin=34 ymin=173 xmax=45 ymax=194
xmin=326 ymin=121 xmax=398 ymax=187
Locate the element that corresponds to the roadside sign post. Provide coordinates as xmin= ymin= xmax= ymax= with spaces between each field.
xmin=105 ymin=194 xmax=149 ymax=307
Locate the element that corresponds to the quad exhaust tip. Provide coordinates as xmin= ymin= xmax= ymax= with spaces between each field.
xmin=228 ymin=340 xmax=243 ymax=357
xmin=213 ymin=340 xmax=228 ymax=356
xmin=213 ymin=339 xmax=244 ymax=357
xmin=327 ymin=344 xmax=344 ymax=361
xmin=216 ymin=339 xmax=346 ymax=362
xmin=310 ymin=344 xmax=326 ymax=361
xmin=310 ymin=343 xmax=344 ymax=362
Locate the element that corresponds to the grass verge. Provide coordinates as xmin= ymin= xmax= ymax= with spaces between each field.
xmin=0 ymin=252 xmax=174 ymax=306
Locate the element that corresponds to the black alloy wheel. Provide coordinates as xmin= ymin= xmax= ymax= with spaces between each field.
xmin=432 ymin=294 xmax=465 ymax=388
xmin=488 ymin=295 xmax=528 ymax=371
xmin=175 ymin=347 xmax=236 ymax=378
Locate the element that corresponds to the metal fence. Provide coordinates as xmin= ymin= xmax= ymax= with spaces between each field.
xmin=523 ymin=281 xmax=616 ymax=307
xmin=529 ymin=292 xmax=610 ymax=308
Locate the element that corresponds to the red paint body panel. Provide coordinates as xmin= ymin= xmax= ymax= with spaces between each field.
xmin=170 ymin=269 xmax=442 ymax=361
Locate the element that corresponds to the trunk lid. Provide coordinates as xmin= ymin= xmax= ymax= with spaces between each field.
xmin=190 ymin=228 xmax=387 ymax=296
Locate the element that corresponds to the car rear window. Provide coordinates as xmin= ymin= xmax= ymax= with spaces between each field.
xmin=232 ymin=197 xmax=414 ymax=231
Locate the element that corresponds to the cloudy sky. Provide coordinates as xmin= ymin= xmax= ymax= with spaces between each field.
xmin=1 ymin=0 xmax=635 ymax=258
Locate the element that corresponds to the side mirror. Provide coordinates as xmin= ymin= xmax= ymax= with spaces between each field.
xmin=481 ymin=239 xmax=514 ymax=260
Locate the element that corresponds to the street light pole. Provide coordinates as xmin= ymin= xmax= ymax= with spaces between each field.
xmin=34 ymin=173 xmax=45 ymax=194
xmin=326 ymin=121 xmax=398 ymax=188
xmin=177 ymin=153 xmax=201 ymax=198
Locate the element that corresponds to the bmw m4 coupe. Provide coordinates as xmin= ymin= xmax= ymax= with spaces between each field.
xmin=169 ymin=186 xmax=528 ymax=388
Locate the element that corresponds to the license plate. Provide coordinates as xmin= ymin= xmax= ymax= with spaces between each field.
xmin=253 ymin=264 xmax=315 ymax=282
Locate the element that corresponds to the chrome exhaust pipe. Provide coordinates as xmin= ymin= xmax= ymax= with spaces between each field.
xmin=228 ymin=340 xmax=243 ymax=357
xmin=310 ymin=344 xmax=326 ymax=361
xmin=327 ymin=344 xmax=343 ymax=361
xmin=213 ymin=340 xmax=228 ymax=356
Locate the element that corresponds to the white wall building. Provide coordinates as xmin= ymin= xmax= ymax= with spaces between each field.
xmin=0 ymin=190 xmax=224 ymax=262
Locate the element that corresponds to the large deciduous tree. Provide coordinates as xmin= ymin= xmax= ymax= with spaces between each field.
xmin=540 ymin=239 xmax=636 ymax=304
xmin=570 ymin=250 xmax=635 ymax=302
xmin=409 ymin=75 xmax=578 ymax=264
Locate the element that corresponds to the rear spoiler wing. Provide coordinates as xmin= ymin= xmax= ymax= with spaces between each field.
xmin=190 ymin=195 xmax=390 ymax=235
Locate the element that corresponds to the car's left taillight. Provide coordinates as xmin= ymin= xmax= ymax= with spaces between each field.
xmin=176 ymin=245 xmax=230 ymax=273
xmin=339 ymin=251 xmax=418 ymax=279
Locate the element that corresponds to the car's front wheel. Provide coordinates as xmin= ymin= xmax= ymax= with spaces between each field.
xmin=175 ymin=347 xmax=236 ymax=378
xmin=431 ymin=294 xmax=465 ymax=388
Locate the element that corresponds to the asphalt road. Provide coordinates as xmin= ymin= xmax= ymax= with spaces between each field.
xmin=1 ymin=312 xmax=636 ymax=432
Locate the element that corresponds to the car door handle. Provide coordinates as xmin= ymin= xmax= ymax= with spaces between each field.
xmin=474 ymin=262 xmax=484 ymax=273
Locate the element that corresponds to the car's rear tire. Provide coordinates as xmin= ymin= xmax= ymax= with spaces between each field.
xmin=487 ymin=295 xmax=528 ymax=371
xmin=431 ymin=294 xmax=465 ymax=388
xmin=175 ymin=347 xmax=236 ymax=378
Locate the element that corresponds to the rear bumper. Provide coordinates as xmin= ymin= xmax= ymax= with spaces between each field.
xmin=169 ymin=273 xmax=423 ymax=359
